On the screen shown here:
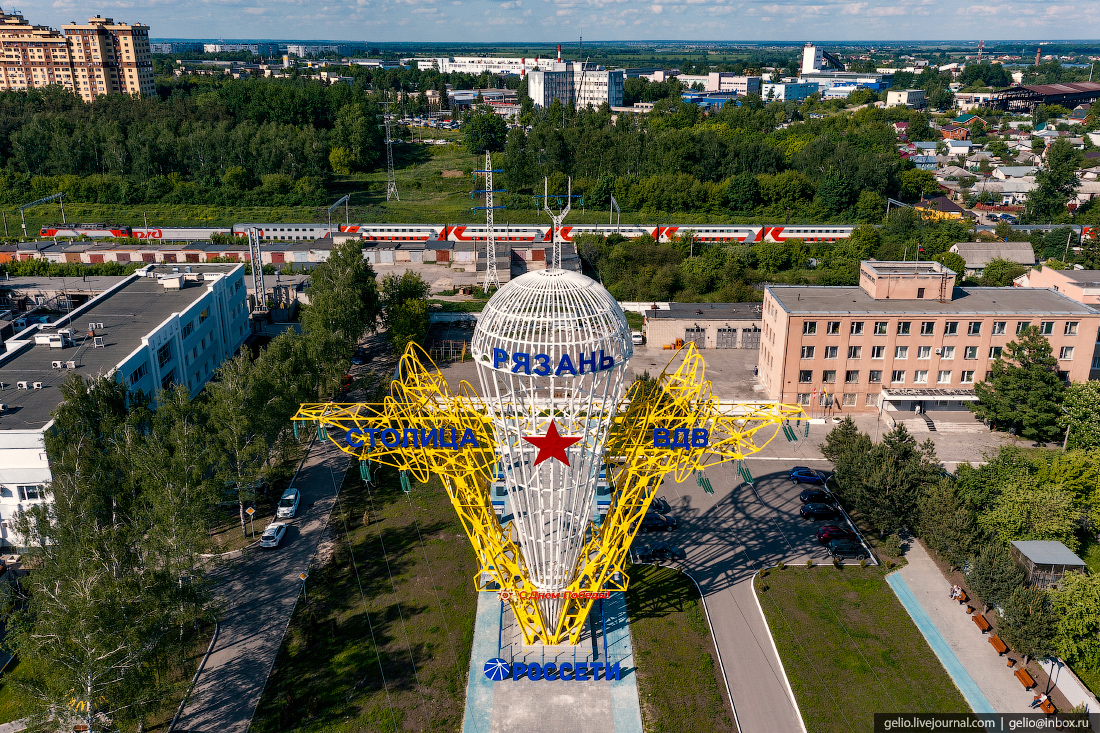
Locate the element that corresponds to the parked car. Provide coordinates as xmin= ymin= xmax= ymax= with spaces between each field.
xmin=789 ymin=467 xmax=826 ymax=485
xmin=639 ymin=513 xmax=677 ymax=533
xmin=649 ymin=496 xmax=672 ymax=515
xmin=827 ymin=538 xmax=868 ymax=561
xmin=631 ymin=331 xmax=645 ymax=345
xmin=276 ymin=488 xmax=301 ymax=519
xmin=799 ymin=488 xmax=835 ymax=504
xmin=635 ymin=542 xmax=686 ymax=562
xmin=800 ymin=503 xmax=840 ymax=521
xmin=816 ymin=525 xmax=857 ymax=545
xmin=260 ymin=522 xmax=287 ymax=548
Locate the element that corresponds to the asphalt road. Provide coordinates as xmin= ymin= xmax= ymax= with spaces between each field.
xmin=174 ymin=437 xmax=350 ymax=733
xmin=647 ymin=457 xmax=847 ymax=733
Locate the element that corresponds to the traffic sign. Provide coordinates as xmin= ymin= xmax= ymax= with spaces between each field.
xmin=245 ymin=507 xmax=255 ymax=516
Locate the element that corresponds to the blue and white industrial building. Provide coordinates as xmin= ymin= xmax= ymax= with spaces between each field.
xmin=0 ymin=263 xmax=250 ymax=548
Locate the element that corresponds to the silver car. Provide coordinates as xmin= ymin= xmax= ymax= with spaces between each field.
xmin=276 ymin=489 xmax=301 ymax=519
xmin=260 ymin=522 xmax=287 ymax=548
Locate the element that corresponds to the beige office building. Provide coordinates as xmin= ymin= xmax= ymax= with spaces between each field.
xmin=758 ymin=261 xmax=1100 ymax=415
xmin=0 ymin=9 xmax=152 ymax=101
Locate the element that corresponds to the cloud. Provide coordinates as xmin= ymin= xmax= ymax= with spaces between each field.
xmin=650 ymin=3 xmax=662 ymax=11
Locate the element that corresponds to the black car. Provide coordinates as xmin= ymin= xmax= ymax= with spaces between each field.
xmin=800 ymin=503 xmax=840 ymax=521
xmin=789 ymin=467 xmax=826 ymax=485
xmin=827 ymin=538 xmax=868 ymax=560
xmin=649 ymin=496 xmax=672 ymax=515
xmin=639 ymin=513 xmax=677 ymax=532
xmin=799 ymin=489 xmax=835 ymax=504
xmin=635 ymin=542 xmax=685 ymax=562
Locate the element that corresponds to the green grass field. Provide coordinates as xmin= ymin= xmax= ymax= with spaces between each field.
xmin=757 ymin=565 xmax=969 ymax=733
xmin=626 ymin=564 xmax=736 ymax=733
xmin=251 ymin=465 xmax=477 ymax=733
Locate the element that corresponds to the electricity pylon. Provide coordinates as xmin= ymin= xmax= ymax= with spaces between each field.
xmin=473 ymin=151 xmax=505 ymax=291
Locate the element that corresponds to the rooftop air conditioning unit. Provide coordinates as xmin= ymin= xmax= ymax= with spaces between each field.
xmin=95 ymin=322 xmax=104 ymax=329
xmin=66 ymin=360 xmax=76 ymax=369
xmin=32 ymin=382 xmax=42 ymax=390
xmin=0 ymin=404 xmax=7 ymax=413
xmin=52 ymin=360 xmax=63 ymax=369
xmin=16 ymin=381 xmax=27 ymax=390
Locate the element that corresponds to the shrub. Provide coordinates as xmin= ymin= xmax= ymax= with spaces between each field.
xmin=883 ymin=533 xmax=903 ymax=557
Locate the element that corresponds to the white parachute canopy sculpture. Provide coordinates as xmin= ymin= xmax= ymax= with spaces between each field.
xmin=471 ymin=268 xmax=633 ymax=631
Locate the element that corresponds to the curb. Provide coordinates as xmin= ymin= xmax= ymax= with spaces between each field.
xmin=168 ymin=620 xmax=220 ymax=733
xmin=751 ymin=569 xmax=809 ymax=733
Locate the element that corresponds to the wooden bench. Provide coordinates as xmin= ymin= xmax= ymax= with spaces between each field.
xmin=1040 ymin=698 xmax=1056 ymax=715
xmin=1014 ymin=668 xmax=1036 ymax=689
xmin=973 ymin=614 xmax=991 ymax=633
xmin=956 ymin=590 xmax=969 ymax=604
xmin=989 ymin=634 xmax=1008 ymax=655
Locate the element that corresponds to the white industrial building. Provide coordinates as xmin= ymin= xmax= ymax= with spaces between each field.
xmin=886 ymin=89 xmax=926 ymax=109
xmin=527 ymin=62 xmax=624 ymax=108
xmin=406 ymin=56 xmax=556 ymax=76
xmin=287 ymin=44 xmax=340 ymax=57
xmin=0 ymin=263 xmax=251 ymax=549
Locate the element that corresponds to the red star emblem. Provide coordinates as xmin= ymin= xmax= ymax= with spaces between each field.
xmin=523 ymin=421 xmax=582 ymax=466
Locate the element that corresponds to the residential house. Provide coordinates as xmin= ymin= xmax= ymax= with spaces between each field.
xmin=940 ymin=125 xmax=969 ymax=140
xmin=914 ymin=196 xmax=973 ymax=220
xmin=948 ymin=242 xmax=1036 ymax=276
xmin=952 ymin=113 xmax=988 ymax=127
xmin=1065 ymin=105 xmax=1091 ymax=124
xmin=992 ymin=166 xmax=1039 ymax=180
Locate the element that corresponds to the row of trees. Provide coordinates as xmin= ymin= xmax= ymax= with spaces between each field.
xmin=822 ymin=421 xmax=1100 ymax=668
xmin=3 ymin=240 xmax=383 ymax=732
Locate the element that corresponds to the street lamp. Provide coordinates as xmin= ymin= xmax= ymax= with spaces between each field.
xmin=1060 ymin=405 xmax=1071 ymax=452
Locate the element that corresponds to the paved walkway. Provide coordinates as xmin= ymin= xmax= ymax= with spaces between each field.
xmin=173 ymin=437 xmax=350 ymax=733
xmin=894 ymin=539 xmax=1036 ymax=714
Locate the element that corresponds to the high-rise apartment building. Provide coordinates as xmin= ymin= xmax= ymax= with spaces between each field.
xmin=63 ymin=15 xmax=154 ymax=101
xmin=0 ymin=9 xmax=153 ymax=101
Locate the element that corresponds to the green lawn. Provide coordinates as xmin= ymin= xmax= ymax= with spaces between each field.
xmin=626 ymin=564 xmax=736 ymax=733
xmin=757 ymin=565 xmax=969 ymax=733
xmin=251 ymin=465 xmax=477 ymax=733
xmin=0 ymin=659 xmax=32 ymax=723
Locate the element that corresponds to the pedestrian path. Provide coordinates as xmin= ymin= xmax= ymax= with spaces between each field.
xmin=892 ymin=539 xmax=1036 ymax=714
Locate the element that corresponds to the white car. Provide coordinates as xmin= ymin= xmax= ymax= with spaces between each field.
xmin=260 ymin=522 xmax=287 ymax=548
xmin=276 ymin=488 xmax=301 ymax=519
xmin=631 ymin=331 xmax=645 ymax=345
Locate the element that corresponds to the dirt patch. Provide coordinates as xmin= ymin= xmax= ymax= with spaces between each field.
xmin=441 ymin=169 xmax=464 ymax=178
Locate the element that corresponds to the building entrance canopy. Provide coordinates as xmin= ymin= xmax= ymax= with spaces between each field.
xmin=880 ymin=388 xmax=978 ymax=403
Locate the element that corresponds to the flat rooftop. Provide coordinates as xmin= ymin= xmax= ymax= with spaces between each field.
xmin=862 ymin=261 xmax=952 ymax=277
xmin=768 ymin=285 xmax=1097 ymax=316
xmin=646 ymin=302 xmax=763 ymax=320
xmin=0 ymin=264 xmax=240 ymax=432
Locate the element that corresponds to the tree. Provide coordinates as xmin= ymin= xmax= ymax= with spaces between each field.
xmin=976 ymin=479 xmax=1080 ymax=550
xmin=998 ymin=586 xmax=1057 ymax=663
xmin=388 ymin=298 xmax=430 ymax=353
xmin=380 ymin=271 xmax=431 ymax=327
xmin=933 ymin=251 xmax=966 ymax=276
xmin=1025 ymin=138 xmax=1079 ymax=222
xmin=994 ymin=220 xmax=1013 ymax=241
xmin=966 ymin=542 xmax=1025 ymax=611
xmin=899 ymin=168 xmax=938 ymax=200
xmin=1052 ymin=572 xmax=1100 ymax=668
xmin=463 ymin=106 xmax=507 ymax=154
xmin=854 ymin=190 xmax=886 ymax=223
xmin=329 ymin=146 xmax=355 ymax=175
xmin=726 ymin=172 xmax=758 ymax=214
xmin=970 ymin=326 xmax=1066 ymax=442
xmin=301 ymin=238 xmax=381 ymax=354
xmin=1058 ymin=381 xmax=1100 ymax=451
xmin=978 ymin=257 xmax=1027 ymax=286
xmin=917 ymin=478 xmax=980 ymax=570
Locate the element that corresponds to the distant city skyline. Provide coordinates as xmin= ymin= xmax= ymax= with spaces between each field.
xmin=33 ymin=0 xmax=1100 ymax=45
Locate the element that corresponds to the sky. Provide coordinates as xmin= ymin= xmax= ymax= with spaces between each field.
xmin=36 ymin=0 xmax=1100 ymax=43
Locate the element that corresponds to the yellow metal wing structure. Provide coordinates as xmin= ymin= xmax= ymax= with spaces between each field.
xmin=293 ymin=342 xmax=804 ymax=646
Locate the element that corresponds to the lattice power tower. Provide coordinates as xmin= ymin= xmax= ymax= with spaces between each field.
xmin=294 ymin=269 xmax=803 ymax=645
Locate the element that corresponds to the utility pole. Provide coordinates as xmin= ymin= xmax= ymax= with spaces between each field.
xmin=328 ymin=194 xmax=351 ymax=234
xmin=609 ymin=193 xmax=621 ymax=234
xmin=473 ymin=151 xmax=504 ymax=291
xmin=542 ymin=177 xmax=573 ymax=271
xmin=18 ymin=192 xmax=66 ymax=238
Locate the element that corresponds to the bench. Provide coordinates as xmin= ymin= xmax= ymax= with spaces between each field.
xmin=1040 ymin=698 xmax=1056 ymax=715
xmin=1014 ymin=668 xmax=1036 ymax=689
xmin=956 ymin=590 xmax=969 ymax=604
xmin=989 ymin=634 xmax=1008 ymax=655
xmin=973 ymin=614 xmax=991 ymax=633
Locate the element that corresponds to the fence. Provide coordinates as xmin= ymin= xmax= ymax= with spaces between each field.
xmin=429 ymin=339 xmax=471 ymax=363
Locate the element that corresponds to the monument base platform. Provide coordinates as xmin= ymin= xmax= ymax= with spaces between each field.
xmin=462 ymin=591 xmax=644 ymax=733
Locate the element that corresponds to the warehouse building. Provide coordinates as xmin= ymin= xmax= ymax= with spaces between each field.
xmin=644 ymin=302 xmax=763 ymax=350
xmin=0 ymin=263 xmax=250 ymax=548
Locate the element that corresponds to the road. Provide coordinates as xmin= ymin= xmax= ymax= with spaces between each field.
xmin=651 ymin=456 xmax=843 ymax=733
xmin=173 ymin=437 xmax=350 ymax=733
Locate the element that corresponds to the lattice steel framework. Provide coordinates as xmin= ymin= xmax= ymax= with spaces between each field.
xmin=384 ymin=115 xmax=399 ymax=202
xmin=293 ymin=271 xmax=803 ymax=645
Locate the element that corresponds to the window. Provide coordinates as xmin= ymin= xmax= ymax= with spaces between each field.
xmin=822 ymin=370 xmax=836 ymax=383
xmin=129 ymin=361 xmax=148 ymax=384
xmin=1093 ymin=356 xmax=1100 ymax=369
xmin=798 ymin=370 xmax=813 ymax=383
xmin=827 ymin=321 xmax=841 ymax=335
xmin=199 ymin=307 xmax=210 ymax=324
xmin=181 ymin=322 xmax=194 ymax=338
xmin=917 ymin=287 xmax=925 ymax=299
xmin=944 ymin=321 xmax=958 ymax=335
xmin=157 ymin=342 xmax=172 ymax=369
xmin=895 ymin=346 xmax=909 ymax=359
xmin=845 ymin=370 xmax=860 ymax=383
xmin=967 ymin=321 xmax=982 ymax=336
xmin=824 ymin=346 xmax=838 ymax=359
xmin=937 ymin=370 xmax=952 ymax=384
xmin=989 ymin=346 xmax=1003 ymax=359
xmin=941 ymin=346 xmax=955 ymax=359
xmin=797 ymin=393 xmax=811 ymax=406
xmin=161 ymin=369 xmax=175 ymax=390
xmin=917 ymin=346 xmax=932 ymax=359
xmin=1016 ymin=321 xmax=1031 ymax=334
xmin=801 ymin=346 xmax=815 ymax=359
xmin=897 ymin=321 xmax=911 ymax=335
xmin=865 ymin=393 xmax=879 ymax=407
xmin=961 ymin=370 xmax=975 ymax=383
xmin=1060 ymin=346 xmax=1075 ymax=360
xmin=1039 ymin=322 xmax=1054 ymax=335
xmin=868 ymin=370 xmax=883 ymax=383
xmin=848 ymin=346 xmax=862 ymax=359
xmin=964 ymin=345 xmax=978 ymax=359
xmin=803 ymin=321 xmax=817 ymax=335
xmin=1065 ymin=322 xmax=1078 ymax=336
xmin=914 ymin=370 xmax=928 ymax=383
xmin=921 ymin=321 xmax=935 ymax=335
xmin=842 ymin=393 xmax=858 ymax=406
xmin=871 ymin=345 xmax=885 ymax=359
xmin=992 ymin=321 xmax=1006 ymax=335
xmin=874 ymin=321 xmax=888 ymax=335
xmin=891 ymin=370 xmax=906 ymax=383
xmin=850 ymin=321 xmax=864 ymax=335
xmin=17 ymin=485 xmax=43 ymax=501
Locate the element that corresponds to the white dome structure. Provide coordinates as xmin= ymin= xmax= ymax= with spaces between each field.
xmin=471 ymin=269 xmax=632 ymax=630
